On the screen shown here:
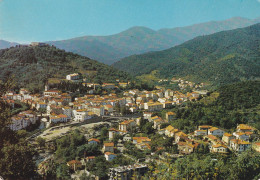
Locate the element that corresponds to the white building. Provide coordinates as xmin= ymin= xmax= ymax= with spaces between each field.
xmin=230 ymin=139 xmax=251 ymax=153
xmin=66 ymin=73 xmax=80 ymax=81
xmin=44 ymin=90 xmax=60 ymax=97
xmin=208 ymin=127 xmax=225 ymax=136
xmin=73 ymin=109 xmax=91 ymax=122
xmin=62 ymin=107 xmax=73 ymax=119
xmin=9 ymin=111 xmax=38 ymax=131
xmin=49 ymin=114 xmax=68 ymax=123
xmin=104 ymin=152 xmax=117 ymax=161
xmin=36 ymin=102 xmax=47 ymax=110
xmin=233 ymin=132 xmax=250 ymax=141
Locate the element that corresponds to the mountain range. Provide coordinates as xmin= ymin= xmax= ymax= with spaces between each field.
xmin=0 ymin=40 xmax=19 ymax=50
xmin=113 ymin=23 xmax=260 ymax=87
xmin=46 ymin=17 xmax=260 ymax=64
xmin=1 ymin=17 xmax=260 ymax=65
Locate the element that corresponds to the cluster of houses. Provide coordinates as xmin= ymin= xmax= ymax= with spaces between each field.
xmin=61 ymin=114 xmax=260 ymax=177
xmin=158 ymin=123 xmax=258 ymax=155
xmin=108 ymin=119 xmax=152 ymax=151
xmin=122 ymin=88 xmax=204 ymax=112
xmin=145 ymin=111 xmax=259 ymax=154
xmin=4 ymin=86 xmax=259 ymax=156
xmin=158 ymin=77 xmax=206 ymax=90
xmin=108 ymin=164 xmax=148 ymax=180
xmin=37 ymin=108 xmax=259 ymax=179
xmin=193 ymin=124 xmax=258 ymax=153
xmin=4 ymin=82 xmax=207 ymax=131
xmin=171 ymin=78 xmax=206 ymax=90
xmin=3 ymin=87 xmax=73 ymax=129
xmin=65 ymin=72 xmax=130 ymax=89
xmin=9 ymin=110 xmax=38 ymax=131
xmin=56 ymin=118 xmax=151 ymax=178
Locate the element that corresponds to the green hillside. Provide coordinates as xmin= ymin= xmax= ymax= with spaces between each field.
xmin=113 ymin=23 xmax=260 ymax=87
xmin=0 ymin=45 xmax=131 ymax=92
xmin=48 ymin=17 xmax=260 ymax=64
xmin=171 ymin=81 xmax=260 ymax=133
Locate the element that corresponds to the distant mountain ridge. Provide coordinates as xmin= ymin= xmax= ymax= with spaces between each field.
xmin=112 ymin=23 xmax=260 ymax=87
xmin=47 ymin=17 xmax=260 ymax=64
xmin=0 ymin=40 xmax=19 ymax=49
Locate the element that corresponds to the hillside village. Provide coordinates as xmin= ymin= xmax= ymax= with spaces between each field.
xmin=2 ymin=74 xmax=260 ymax=179
xmin=1 ymin=1 xmax=260 ymax=179
xmin=4 ymin=74 xmax=206 ymax=130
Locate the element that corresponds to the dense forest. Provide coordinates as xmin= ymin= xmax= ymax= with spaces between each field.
xmin=145 ymin=149 xmax=260 ymax=180
xmin=113 ymin=23 xmax=260 ymax=87
xmin=167 ymin=81 xmax=260 ymax=133
xmin=0 ymin=45 xmax=132 ymax=92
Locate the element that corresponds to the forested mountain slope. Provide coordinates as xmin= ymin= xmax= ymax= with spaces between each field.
xmin=48 ymin=17 xmax=260 ymax=64
xmin=113 ymin=23 xmax=260 ymax=86
xmin=172 ymin=81 xmax=260 ymax=133
xmin=0 ymin=45 xmax=131 ymax=92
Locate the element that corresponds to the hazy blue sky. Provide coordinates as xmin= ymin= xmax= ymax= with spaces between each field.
xmin=1 ymin=0 xmax=260 ymax=43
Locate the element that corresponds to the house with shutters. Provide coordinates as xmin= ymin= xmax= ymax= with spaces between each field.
xmin=118 ymin=120 xmax=136 ymax=132
xmin=211 ymin=144 xmax=228 ymax=153
xmin=222 ymin=133 xmax=235 ymax=145
xmin=230 ymin=139 xmax=251 ymax=153
xmin=177 ymin=141 xmax=199 ymax=154
xmin=88 ymin=138 xmax=100 ymax=145
xmin=105 ymin=152 xmax=117 ymax=161
xmin=237 ymin=124 xmax=255 ymax=133
xmin=166 ymin=112 xmax=176 ymax=121
xmin=102 ymin=142 xmax=115 ymax=153
xmin=208 ymin=127 xmax=225 ymax=137
xmin=233 ymin=132 xmax=250 ymax=141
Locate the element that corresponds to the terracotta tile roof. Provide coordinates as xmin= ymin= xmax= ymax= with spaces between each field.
xmin=104 ymin=104 xmax=113 ymax=108
xmin=133 ymin=137 xmax=151 ymax=144
xmin=207 ymin=134 xmax=218 ymax=141
xmin=254 ymin=142 xmax=260 ymax=146
xmin=176 ymin=131 xmax=188 ymax=137
xmin=196 ymin=130 xmax=207 ymax=132
xmin=223 ymin=133 xmax=232 ymax=137
xmin=86 ymin=156 xmax=95 ymax=159
xmin=237 ymin=124 xmax=254 ymax=130
xmin=105 ymin=152 xmax=116 ymax=156
xmin=109 ymin=128 xmax=118 ymax=131
xmin=199 ymin=125 xmax=212 ymax=129
xmin=235 ymin=132 xmax=247 ymax=136
xmin=165 ymin=125 xmax=174 ymax=132
xmin=209 ymin=127 xmax=219 ymax=131
xmin=167 ymin=112 xmax=176 ymax=115
xmin=88 ymin=138 xmax=100 ymax=143
xmin=119 ymin=120 xmax=134 ymax=125
xmin=212 ymin=144 xmax=227 ymax=148
xmin=58 ymin=114 xmax=67 ymax=118
xmin=230 ymin=139 xmax=250 ymax=145
xmin=45 ymin=90 xmax=60 ymax=93
xmin=245 ymin=132 xmax=253 ymax=135
xmin=104 ymin=142 xmax=114 ymax=147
